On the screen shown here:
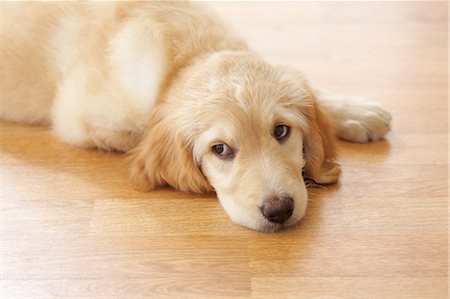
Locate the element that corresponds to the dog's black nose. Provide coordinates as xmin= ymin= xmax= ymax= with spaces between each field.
xmin=262 ymin=196 xmax=294 ymax=224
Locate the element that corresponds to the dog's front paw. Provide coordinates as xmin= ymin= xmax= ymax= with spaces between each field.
xmin=334 ymin=98 xmax=392 ymax=143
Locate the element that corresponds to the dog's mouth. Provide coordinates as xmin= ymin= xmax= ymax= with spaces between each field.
xmin=257 ymin=214 xmax=301 ymax=233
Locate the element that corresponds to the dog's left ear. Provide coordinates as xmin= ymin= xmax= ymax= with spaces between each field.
xmin=126 ymin=106 xmax=212 ymax=193
xmin=276 ymin=65 xmax=341 ymax=184
xmin=302 ymin=99 xmax=341 ymax=184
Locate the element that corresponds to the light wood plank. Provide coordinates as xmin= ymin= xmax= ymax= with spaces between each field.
xmin=252 ymin=277 xmax=448 ymax=299
xmin=249 ymin=235 xmax=447 ymax=277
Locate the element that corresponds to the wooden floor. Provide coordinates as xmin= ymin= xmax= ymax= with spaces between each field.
xmin=1 ymin=2 xmax=448 ymax=298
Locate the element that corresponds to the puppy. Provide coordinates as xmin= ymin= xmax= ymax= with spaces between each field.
xmin=0 ymin=2 xmax=391 ymax=232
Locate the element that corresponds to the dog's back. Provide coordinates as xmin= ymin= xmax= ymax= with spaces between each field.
xmin=1 ymin=2 xmax=67 ymax=123
xmin=0 ymin=2 xmax=247 ymax=150
xmin=0 ymin=2 xmax=121 ymax=124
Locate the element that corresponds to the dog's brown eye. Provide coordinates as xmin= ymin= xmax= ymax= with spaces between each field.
xmin=212 ymin=143 xmax=234 ymax=159
xmin=274 ymin=125 xmax=289 ymax=140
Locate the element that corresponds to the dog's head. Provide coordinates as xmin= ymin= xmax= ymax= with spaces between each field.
xmin=128 ymin=52 xmax=340 ymax=232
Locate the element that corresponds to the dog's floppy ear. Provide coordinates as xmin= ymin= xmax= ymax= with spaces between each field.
xmin=126 ymin=106 xmax=212 ymax=193
xmin=276 ymin=65 xmax=341 ymax=184
xmin=302 ymin=99 xmax=341 ymax=184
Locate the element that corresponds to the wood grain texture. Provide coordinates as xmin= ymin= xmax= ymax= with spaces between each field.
xmin=1 ymin=2 xmax=448 ymax=298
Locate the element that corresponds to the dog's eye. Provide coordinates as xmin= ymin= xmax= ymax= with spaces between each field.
xmin=274 ymin=125 xmax=289 ymax=140
xmin=212 ymin=143 xmax=234 ymax=159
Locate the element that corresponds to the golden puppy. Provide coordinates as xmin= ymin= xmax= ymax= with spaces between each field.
xmin=0 ymin=2 xmax=391 ymax=231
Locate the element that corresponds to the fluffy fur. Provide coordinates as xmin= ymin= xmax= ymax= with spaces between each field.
xmin=0 ymin=2 xmax=391 ymax=231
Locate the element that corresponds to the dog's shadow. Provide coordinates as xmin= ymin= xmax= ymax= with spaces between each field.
xmin=1 ymin=121 xmax=214 ymax=202
xmin=274 ymin=139 xmax=391 ymax=236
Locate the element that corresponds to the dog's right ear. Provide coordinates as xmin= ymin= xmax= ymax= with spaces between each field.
xmin=126 ymin=105 xmax=212 ymax=194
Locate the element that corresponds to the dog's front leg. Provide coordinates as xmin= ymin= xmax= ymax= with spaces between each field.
xmin=314 ymin=90 xmax=392 ymax=143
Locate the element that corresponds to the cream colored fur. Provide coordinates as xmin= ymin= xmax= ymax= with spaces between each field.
xmin=0 ymin=2 xmax=391 ymax=232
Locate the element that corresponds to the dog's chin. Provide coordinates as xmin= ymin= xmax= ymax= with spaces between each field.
xmin=228 ymin=212 xmax=302 ymax=233
xmin=255 ymin=215 xmax=302 ymax=233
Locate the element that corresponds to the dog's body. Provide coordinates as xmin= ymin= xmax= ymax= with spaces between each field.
xmin=1 ymin=2 xmax=391 ymax=231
